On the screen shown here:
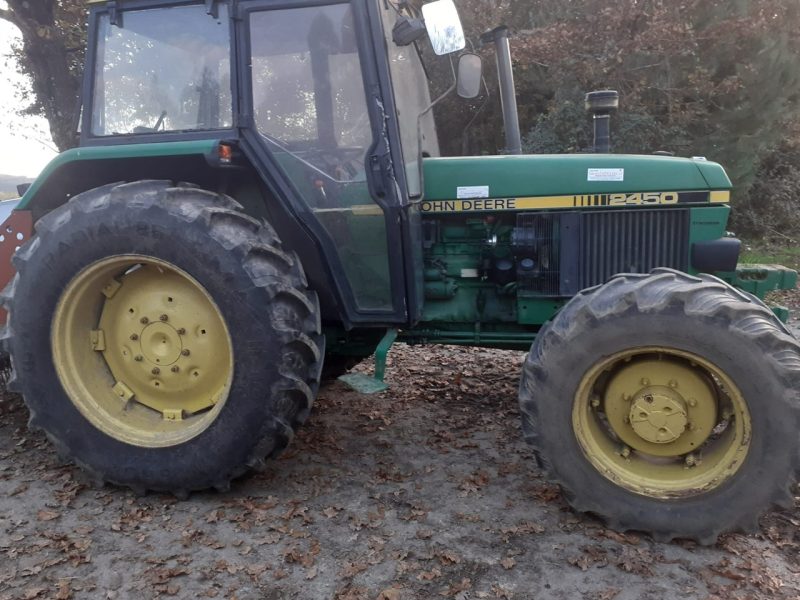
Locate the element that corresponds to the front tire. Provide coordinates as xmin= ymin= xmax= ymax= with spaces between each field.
xmin=3 ymin=181 xmax=323 ymax=494
xmin=519 ymin=268 xmax=800 ymax=543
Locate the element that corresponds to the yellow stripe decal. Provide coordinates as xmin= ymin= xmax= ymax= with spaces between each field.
xmin=419 ymin=191 xmax=725 ymax=213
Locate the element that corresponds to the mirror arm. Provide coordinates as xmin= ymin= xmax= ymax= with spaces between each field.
xmin=410 ymin=55 xmax=457 ymax=202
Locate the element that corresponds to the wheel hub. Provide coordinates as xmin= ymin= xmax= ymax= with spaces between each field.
xmin=629 ymin=387 xmax=688 ymax=444
xmin=139 ymin=321 xmax=183 ymax=366
xmin=572 ymin=348 xmax=751 ymax=498
xmin=51 ymin=255 xmax=233 ymax=448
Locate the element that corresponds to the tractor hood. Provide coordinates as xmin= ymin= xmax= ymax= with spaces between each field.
xmin=422 ymin=154 xmax=731 ymax=202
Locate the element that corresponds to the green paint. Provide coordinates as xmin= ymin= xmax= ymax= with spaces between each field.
xmin=17 ymin=140 xmax=220 ymax=210
xmin=423 ymin=154 xmax=731 ymax=201
xmin=337 ymin=373 xmax=389 ymax=394
xmin=374 ymin=328 xmax=398 ymax=382
xmin=717 ymin=265 xmax=798 ymax=299
xmin=517 ymin=298 xmax=566 ymax=325
xmin=686 ymin=205 xmax=731 ymax=274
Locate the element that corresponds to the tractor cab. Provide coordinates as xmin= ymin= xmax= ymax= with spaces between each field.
xmin=78 ymin=0 xmax=466 ymax=323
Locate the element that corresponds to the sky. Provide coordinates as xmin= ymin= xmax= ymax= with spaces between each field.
xmin=0 ymin=18 xmax=59 ymax=178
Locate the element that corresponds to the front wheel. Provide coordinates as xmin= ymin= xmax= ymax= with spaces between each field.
xmin=519 ymin=269 xmax=800 ymax=543
xmin=4 ymin=181 xmax=323 ymax=494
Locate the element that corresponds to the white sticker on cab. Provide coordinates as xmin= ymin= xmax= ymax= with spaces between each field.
xmin=457 ymin=185 xmax=490 ymax=199
xmin=587 ymin=168 xmax=624 ymax=182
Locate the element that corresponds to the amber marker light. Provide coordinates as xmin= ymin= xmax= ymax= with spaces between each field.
xmin=219 ymin=143 xmax=233 ymax=164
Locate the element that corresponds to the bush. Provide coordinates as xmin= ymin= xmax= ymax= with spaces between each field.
xmin=732 ymin=129 xmax=800 ymax=241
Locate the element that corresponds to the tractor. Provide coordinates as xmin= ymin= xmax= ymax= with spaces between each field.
xmin=0 ymin=0 xmax=798 ymax=544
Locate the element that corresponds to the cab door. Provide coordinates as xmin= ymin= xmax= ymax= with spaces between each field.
xmin=236 ymin=0 xmax=408 ymax=322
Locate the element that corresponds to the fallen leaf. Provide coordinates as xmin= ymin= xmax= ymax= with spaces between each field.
xmin=500 ymin=557 xmax=515 ymax=570
xmin=37 ymin=510 xmax=60 ymax=521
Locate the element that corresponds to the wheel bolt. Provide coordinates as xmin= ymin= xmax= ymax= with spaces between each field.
xmin=177 ymin=328 xmax=186 ymax=335
xmin=140 ymin=316 xmax=149 ymax=324
xmin=181 ymin=349 xmax=190 ymax=357
xmin=171 ymin=365 xmax=180 ymax=373
xmin=130 ymin=333 xmax=139 ymax=341
xmin=160 ymin=314 xmax=168 ymax=322
xmin=152 ymin=367 xmax=160 ymax=375
xmin=134 ymin=355 xmax=143 ymax=362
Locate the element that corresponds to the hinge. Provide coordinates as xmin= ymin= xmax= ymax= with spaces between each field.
xmin=108 ymin=1 xmax=121 ymax=27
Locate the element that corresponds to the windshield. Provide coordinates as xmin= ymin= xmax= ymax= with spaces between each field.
xmin=379 ymin=3 xmax=440 ymax=197
xmin=91 ymin=4 xmax=232 ymax=136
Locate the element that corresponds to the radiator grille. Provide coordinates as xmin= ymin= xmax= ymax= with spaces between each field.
xmin=579 ymin=209 xmax=689 ymax=288
xmin=515 ymin=213 xmax=560 ymax=295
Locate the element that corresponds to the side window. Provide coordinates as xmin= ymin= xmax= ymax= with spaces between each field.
xmin=249 ymin=3 xmax=393 ymax=311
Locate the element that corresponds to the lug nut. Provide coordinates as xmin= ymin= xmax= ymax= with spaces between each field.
xmin=140 ymin=316 xmax=149 ymax=324
xmin=685 ymin=454 xmax=697 ymax=467
xmin=160 ymin=314 xmax=168 ymax=322
xmin=640 ymin=378 xmax=650 ymax=386
xmin=134 ymin=355 xmax=143 ymax=362
xmin=177 ymin=328 xmax=186 ymax=335
xmin=171 ymin=366 xmax=180 ymax=373
xmin=130 ymin=334 xmax=139 ymax=341
xmin=687 ymin=398 xmax=697 ymax=407
xmin=620 ymin=446 xmax=631 ymax=458
xmin=590 ymin=396 xmax=600 ymax=408
xmin=668 ymin=379 xmax=678 ymax=388
xmin=181 ymin=349 xmax=190 ymax=357
xmin=152 ymin=367 xmax=160 ymax=375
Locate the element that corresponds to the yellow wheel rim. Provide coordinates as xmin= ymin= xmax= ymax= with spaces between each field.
xmin=572 ymin=347 xmax=751 ymax=499
xmin=52 ymin=255 xmax=234 ymax=448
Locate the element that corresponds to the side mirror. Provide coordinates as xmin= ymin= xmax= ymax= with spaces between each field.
xmin=421 ymin=0 xmax=466 ymax=56
xmin=457 ymin=53 xmax=483 ymax=99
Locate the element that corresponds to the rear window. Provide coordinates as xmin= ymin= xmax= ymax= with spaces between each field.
xmin=91 ymin=4 xmax=232 ymax=136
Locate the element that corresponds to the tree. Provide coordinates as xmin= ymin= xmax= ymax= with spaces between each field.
xmin=509 ymin=0 xmax=800 ymax=191
xmin=0 ymin=1 xmax=88 ymax=151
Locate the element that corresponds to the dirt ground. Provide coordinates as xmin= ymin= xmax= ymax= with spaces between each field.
xmin=1 ymin=321 xmax=799 ymax=599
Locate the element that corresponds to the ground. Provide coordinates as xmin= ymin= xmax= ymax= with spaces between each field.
xmin=1 ymin=301 xmax=799 ymax=599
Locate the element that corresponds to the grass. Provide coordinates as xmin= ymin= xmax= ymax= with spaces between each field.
xmin=739 ymin=241 xmax=800 ymax=271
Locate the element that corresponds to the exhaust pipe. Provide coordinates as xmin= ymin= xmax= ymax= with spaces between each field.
xmin=585 ymin=90 xmax=619 ymax=153
xmin=481 ymin=26 xmax=522 ymax=155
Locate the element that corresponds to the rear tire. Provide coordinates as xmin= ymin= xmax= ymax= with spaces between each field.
xmin=519 ymin=268 xmax=800 ymax=543
xmin=3 ymin=181 xmax=323 ymax=494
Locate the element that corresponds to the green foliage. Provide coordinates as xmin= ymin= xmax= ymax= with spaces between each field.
xmin=732 ymin=122 xmax=800 ymax=240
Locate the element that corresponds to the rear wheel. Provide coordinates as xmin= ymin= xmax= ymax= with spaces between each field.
xmin=3 ymin=181 xmax=323 ymax=494
xmin=519 ymin=269 xmax=800 ymax=543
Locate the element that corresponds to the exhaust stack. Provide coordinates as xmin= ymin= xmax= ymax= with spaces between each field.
xmin=481 ymin=26 xmax=522 ymax=155
xmin=585 ymin=90 xmax=619 ymax=153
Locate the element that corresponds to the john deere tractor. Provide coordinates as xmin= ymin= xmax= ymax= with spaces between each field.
xmin=1 ymin=0 xmax=798 ymax=543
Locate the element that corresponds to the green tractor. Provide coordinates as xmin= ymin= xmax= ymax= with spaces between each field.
xmin=1 ymin=0 xmax=798 ymax=543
